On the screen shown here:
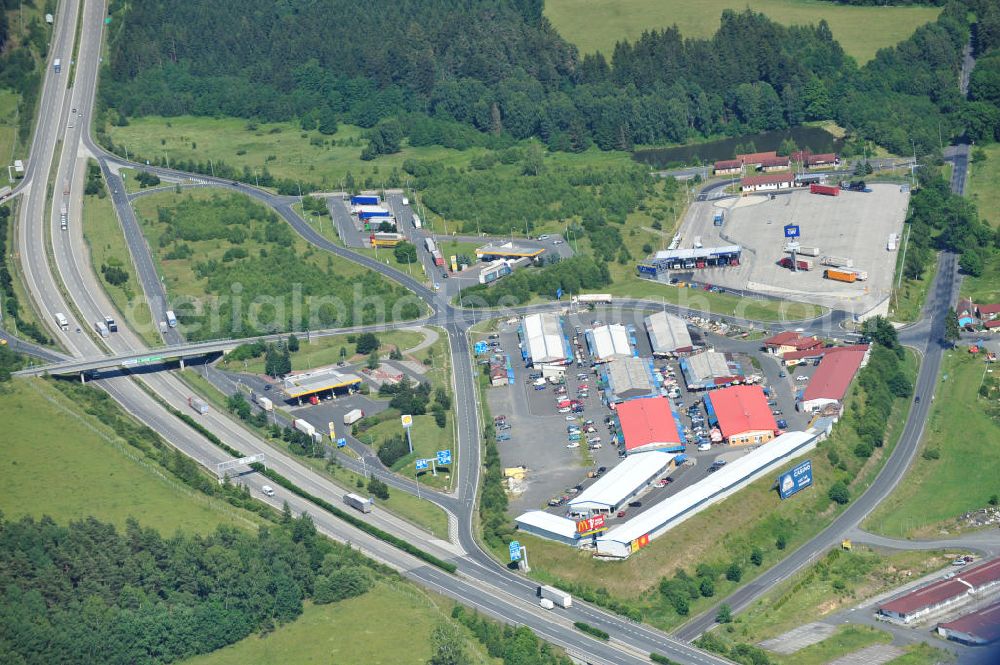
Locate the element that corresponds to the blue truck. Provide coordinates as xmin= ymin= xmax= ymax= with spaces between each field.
xmin=350 ymin=194 xmax=379 ymax=206
xmin=713 ymin=211 xmax=725 ymax=226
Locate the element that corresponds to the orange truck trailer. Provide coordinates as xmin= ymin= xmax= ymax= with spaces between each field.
xmin=824 ymin=268 xmax=857 ymax=283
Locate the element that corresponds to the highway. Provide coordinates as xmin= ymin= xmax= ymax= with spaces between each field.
xmin=2 ymin=0 xmax=965 ymax=661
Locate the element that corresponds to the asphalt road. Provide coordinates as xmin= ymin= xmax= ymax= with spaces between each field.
xmin=5 ymin=1 xmax=963 ymax=661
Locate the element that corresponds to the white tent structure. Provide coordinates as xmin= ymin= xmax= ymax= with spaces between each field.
xmin=587 ymin=324 xmax=632 ymax=362
xmin=520 ymin=313 xmax=571 ymax=366
xmin=644 ymin=311 xmax=694 ymax=356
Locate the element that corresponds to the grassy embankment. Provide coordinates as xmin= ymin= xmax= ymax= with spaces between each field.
xmin=705 ymin=546 xmax=958 ymax=665
xmin=81 ymin=166 xmax=161 ymax=346
xmin=866 ymin=350 xmax=1000 ymax=538
xmin=0 ymin=378 xmax=257 ymax=534
xmin=544 ymin=0 xmax=940 ymax=63
xmin=130 ymin=188 xmax=422 ymax=340
xmin=220 ymin=329 xmax=423 ymax=374
xmin=962 ymin=145 xmax=1000 ymax=303
xmin=507 ymin=349 xmax=917 ymax=631
xmin=888 ymin=226 xmax=937 ymax=324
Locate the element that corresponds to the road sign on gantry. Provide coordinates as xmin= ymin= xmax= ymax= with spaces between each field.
xmin=401 ymin=414 xmax=413 ymax=428
xmin=436 ymin=449 xmax=452 ymax=465
xmin=509 ymin=540 xmax=522 ymax=562
xmin=415 ymin=459 xmax=429 ymax=471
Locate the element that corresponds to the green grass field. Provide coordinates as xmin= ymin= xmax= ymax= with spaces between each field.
xmin=185 ymin=582 xmax=491 ymax=665
xmin=968 ymin=145 xmax=1000 ymax=228
xmin=0 ymin=379 xmax=255 ymax=534
xmin=221 ymin=329 xmax=425 ymax=374
xmin=510 ymin=350 xmax=916 ymax=630
xmin=889 ymin=231 xmax=937 ymax=323
xmin=866 ymin=350 xmax=1000 ymax=538
xmin=544 ymin=0 xmax=941 ymax=63
xmin=82 ymin=185 xmax=161 ymax=347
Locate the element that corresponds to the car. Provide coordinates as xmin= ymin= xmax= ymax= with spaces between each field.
xmin=697 ymin=442 xmax=712 ymax=451
xmin=656 ymin=479 xmax=669 ymax=487
xmin=565 ymin=487 xmax=579 ymax=494
xmin=953 ymin=558 xmax=969 ymax=566
xmin=588 ymin=443 xmax=602 ymax=449
xmin=915 ymin=396 xmax=921 ymax=403
xmin=795 ymin=375 xmax=809 ymax=382
xmin=494 ymin=415 xmax=507 ymax=422
xmin=488 ymin=333 xmax=500 ymax=339
xmin=529 ymin=372 xmax=542 ymax=380
xmin=441 ymin=272 xmax=448 ymax=279
xmin=558 ymin=407 xmax=571 ymax=413
xmin=534 ymin=384 xmax=547 ymax=391
xmin=628 ymin=501 xmax=642 ymax=508
xmin=596 ymin=466 xmax=607 ymax=475
xmin=776 ymin=419 xmax=788 ymax=429
xmin=553 ymin=239 xmax=564 ymax=245
xmin=538 ymin=234 xmax=550 ymax=240
xmin=772 ymin=409 xmax=783 ymax=416
xmin=565 ymin=415 xmax=577 ymax=421
xmin=617 ymin=510 xmax=627 ymax=518
xmin=768 ymin=400 xmax=778 ymax=407
xmin=496 ymin=423 xmax=511 ymax=430
xmin=778 ymin=371 xmax=787 ymax=378
xmin=578 ymin=383 xmax=589 ymax=390
xmin=548 ymin=497 xmax=565 ymax=507
xmin=566 ymin=442 xmax=579 ymax=448
xmin=264 ymin=384 xmax=272 ymax=391
xmin=261 ymin=485 xmax=275 ymax=497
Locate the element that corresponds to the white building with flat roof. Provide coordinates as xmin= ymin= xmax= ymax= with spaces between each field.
xmin=568 ymin=452 xmax=674 ymax=515
xmin=514 ymin=511 xmax=581 ymax=546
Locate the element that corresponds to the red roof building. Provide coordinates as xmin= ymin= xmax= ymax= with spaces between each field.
xmin=879 ymin=557 xmax=1000 ymax=624
xmin=616 ymin=397 xmax=684 ymax=454
xmin=740 ymin=173 xmax=794 ymax=192
xmin=704 ymin=385 xmax=776 ymax=446
xmin=714 ymin=159 xmax=742 ymax=174
xmin=806 ymin=153 xmax=838 ymax=167
xmin=737 ymin=151 xmax=778 ymax=166
xmin=985 ymin=319 xmax=1000 ymax=330
xmin=936 ymin=599 xmax=1000 ymax=645
xmin=799 ymin=345 xmax=870 ymax=412
xmin=760 ymin=156 xmax=790 ymax=171
xmin=976 ymin=303 xmax=1000 ymax=320
xmin=764 ymin=331 xmax=822 ymax=355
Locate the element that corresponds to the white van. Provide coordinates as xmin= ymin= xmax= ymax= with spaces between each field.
xmin=261 ymin=485 xmax=275 ymax=497
xmin=55 ymin=312 xmax=69 ymax=330
xmin=165 ymin=310 xmax=177 ymax=327
xmin=94 ymin=321 xmax=109 ymax=338
xmin=693 ymin=236 xmax=703 ymax=249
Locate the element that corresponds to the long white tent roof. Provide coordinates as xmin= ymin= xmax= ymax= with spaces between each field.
xmin=645 ymin=311 xmax=694 ymax=354
xmin=569 ymin=452 xmax=674 ymax=512
xmin=588 ymin=324 xmax=632 ymax=361
xmin=522 ymin=313 xmax=568 ymax=364
xmin=514 ymin=511 xmax=579 ymax=539
xmin=598 ymin=431 xmax=815 ymax=547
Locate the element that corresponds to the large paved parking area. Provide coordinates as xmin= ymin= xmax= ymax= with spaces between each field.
xmin=483 ymin=308 xmax=811 ymax=526
xmin=676 ymin=184 xmax=909 ymax=316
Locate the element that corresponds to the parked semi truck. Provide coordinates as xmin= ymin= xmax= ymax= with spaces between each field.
xmin=293 ymin=418 xmax=318 ymax=439
xmin=824 ymin=269 xmax=857 ymax=283
xmin=188 ymin=397 xmax=209 ymax=415
xmin=424 ymin=237 xmax=436 ymax=253
xmin=537 ymin=585 xmax=572 ymax=608
xmin=344 ymin=493 xmax=373 ymax=513
xmin=821 ymin=256 xmax=853 ymax=268
xmin=343 ymin=408 xmax=365 ymax=425
xmin=778 ymin=257 xmax=813 ymax=271
xmin=572 ymin=294 xmax=612 ymax=304
xmin=350 ymin=194 xmax=379 ymax=206
xmin=796 ymin=246 xmax=821 ymax=257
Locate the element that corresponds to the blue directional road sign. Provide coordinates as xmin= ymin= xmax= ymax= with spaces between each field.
xmin=509 ymin=540 xmax=522 ymax=562
xmin=415 ymin=459 xmax=430 ymax=471
xmin=783 ymin=224 xmax=801 ymax=238
xmin=436 ymin=450 xmax=452 ymax=466
xmin=556 ymin=287 xmax=563 ymax=299
xmin=778 ymin=460 xmax=813 ymax=499
xmin=336 ymin=438 xmax=347 ymax=448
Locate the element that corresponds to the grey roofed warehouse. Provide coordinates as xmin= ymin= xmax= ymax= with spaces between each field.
xmin=644 ymin=311 xmax=694 ymax=356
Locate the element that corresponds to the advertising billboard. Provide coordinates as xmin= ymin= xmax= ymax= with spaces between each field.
xmin=778 ymin=459 xmax=813 ymax=499
xmin=629 ymin=533 xmax=650 ymax=552
xmin=576 ymin=515 xmax=607 ymax=537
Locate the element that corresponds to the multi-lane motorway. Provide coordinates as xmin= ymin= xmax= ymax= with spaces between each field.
xmin=3 ymin=0 xmax=966 ymax=662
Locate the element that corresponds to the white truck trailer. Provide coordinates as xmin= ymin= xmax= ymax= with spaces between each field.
xmin=537 ymin=585 xmax=572 ymax=608
xmin=343 ymin=408 xmax=365 ymax=425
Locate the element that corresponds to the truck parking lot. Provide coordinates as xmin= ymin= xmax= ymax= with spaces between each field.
xmin=482 ymin=308 xmax=811 ymax=525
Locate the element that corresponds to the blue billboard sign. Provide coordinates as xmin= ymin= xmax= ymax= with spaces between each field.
xmin=778 ymin=460 xmax=813 ymax=499
xmin=783 ymin=224 xmax=800 ymax=238
xmin=436 ymin=450 xmax=452 ymax=466
xmin=415 ymin=459 xmax=429 ymax=471
xmin=336 ymin=437 xmax=347 ymax=448
xmin=509 ymin=540 xmax=522 ymax=562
